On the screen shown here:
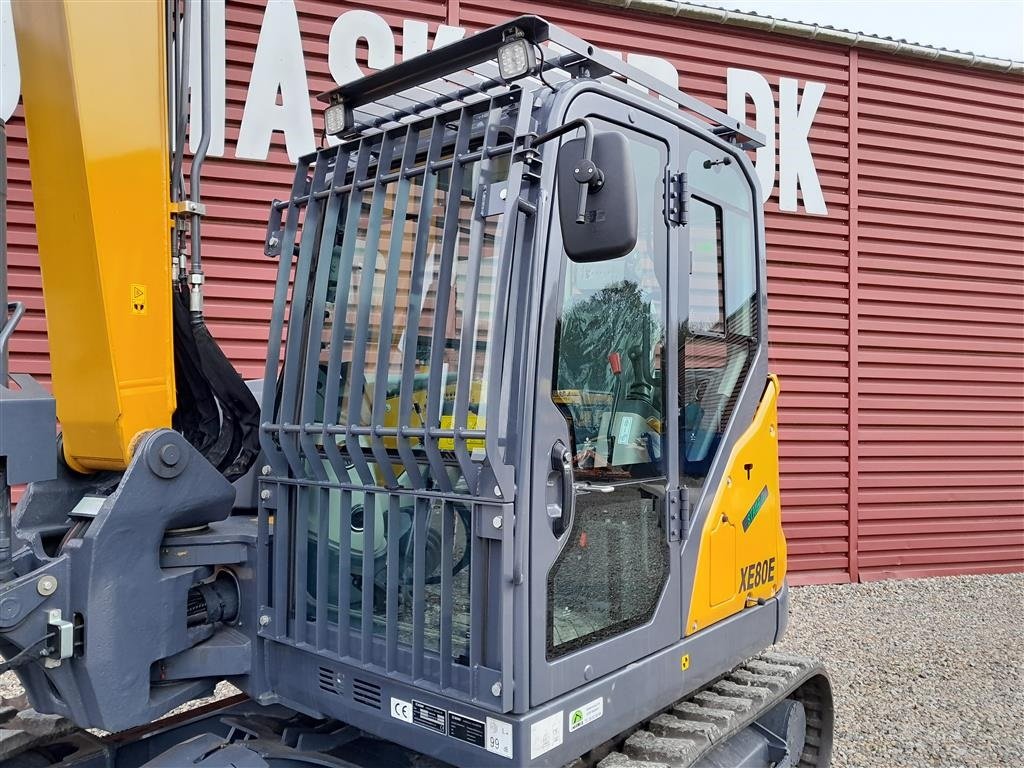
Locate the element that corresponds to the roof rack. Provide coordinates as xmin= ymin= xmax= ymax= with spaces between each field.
xmin=317 ymin=15 xmax=765 ymax=149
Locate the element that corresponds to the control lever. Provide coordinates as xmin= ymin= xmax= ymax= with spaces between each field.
xmin=551 ymin=442 xmax=574 ymax=537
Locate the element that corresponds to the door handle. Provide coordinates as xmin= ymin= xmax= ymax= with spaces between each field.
xmin=574 ymin=482 xmax=614 ymax=494
xmin=551 ymin=442 xmax=574 ymax=537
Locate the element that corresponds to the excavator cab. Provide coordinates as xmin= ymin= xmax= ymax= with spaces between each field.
xmin=1 ymin=11 xmax=832 ymax=768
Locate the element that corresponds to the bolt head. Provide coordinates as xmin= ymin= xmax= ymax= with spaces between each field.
xmin=493 ymin=485 xmax=502 ymax=497
xmin=261 ymin=465 xmax=272 ymax=476
xmin=159 ymin=443 xmax=180 ymax=466
xmin=492 ymin=515 xmax=503 ymax=530
xmin=491 ymin=682 xmax=502 ymax=697
xmin=260 ymin=489 xmax=272 ymax=501
xmin=37 ymin=575 xmax=58 ymax=596
xmin=0 ymin=598 xmax=21 ymax=621
xmin=259 ymin=614 xmax=271 ymax=626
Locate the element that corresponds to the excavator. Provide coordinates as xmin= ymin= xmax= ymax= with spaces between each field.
xmin=0 ymin=2 xmax=834 ymax=766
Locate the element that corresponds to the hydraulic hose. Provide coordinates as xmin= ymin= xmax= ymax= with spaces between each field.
xmin=0 ymin=119 xmax=12 ymax=583
xmin=188 ymin=0 xmax=211 ymax=327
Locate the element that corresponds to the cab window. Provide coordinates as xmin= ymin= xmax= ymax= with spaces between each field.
xmin=680 ymin=151 xmax=758 ymax=496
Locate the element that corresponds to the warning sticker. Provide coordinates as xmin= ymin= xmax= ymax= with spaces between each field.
xmin=448 ymin=712 xmax=485 ymax=749
xmin=568 ymin=697 xmax=604 ymax=733
xmin=131 ymin=283 xmax=147 ymax=315
xmin=530 ymin=711 xmax=563 ymax=760
xmin=486 ymin=717 xmax=513 ymax=760
xmin=412 ymin=700 xmax=446 ymax=734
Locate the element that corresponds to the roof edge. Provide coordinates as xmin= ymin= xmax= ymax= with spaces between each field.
xmin=584 ymin=0 xmax=1024 ymax=75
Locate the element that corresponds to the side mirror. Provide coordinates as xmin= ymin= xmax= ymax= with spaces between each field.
xmin=557 ymin=131 xmax=637 ymax=263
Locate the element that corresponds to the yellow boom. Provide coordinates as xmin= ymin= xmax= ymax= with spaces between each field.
xmin=12 ymin=0 xmax=175 ymax=472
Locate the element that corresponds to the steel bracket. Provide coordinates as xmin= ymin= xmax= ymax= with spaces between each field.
xmin=170 ymin=200 xmax=206 ymax=217
xmin=44 ymin=608 xmax=74 ymax=668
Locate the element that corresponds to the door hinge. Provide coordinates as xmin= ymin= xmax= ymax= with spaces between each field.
xmin=665 ymin=171 xmax=687 ymax=227
xmin=667 ymin=486 xmax=689 ymax=542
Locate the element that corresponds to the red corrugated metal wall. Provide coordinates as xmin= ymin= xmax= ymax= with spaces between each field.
xmin=853 ymin=53 xmax=1024 ymax=580
xmin=3 ymin=1 xmax=1022 ymax=584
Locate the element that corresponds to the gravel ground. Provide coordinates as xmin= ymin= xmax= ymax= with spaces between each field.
xmin=4 ymin=572 xmax=1023 ymax=766
xmin=775 ymin=572 xmax=1024 ymax=768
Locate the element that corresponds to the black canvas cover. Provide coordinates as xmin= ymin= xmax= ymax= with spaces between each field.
xmin=172 ymin=286 xmax=259 ymax=481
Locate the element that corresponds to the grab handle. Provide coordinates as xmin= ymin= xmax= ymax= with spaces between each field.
xmin=551 ymin=441 xmax=574 ymax=537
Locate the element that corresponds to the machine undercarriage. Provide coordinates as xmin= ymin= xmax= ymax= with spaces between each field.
xmin=2 ymin=652 xmax=831 ymax=768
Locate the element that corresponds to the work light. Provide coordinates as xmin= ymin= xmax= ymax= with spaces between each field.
xmin=324 ymin=101 xmax=349 ymax=137
xmin=497 ymin=37 xmax=536 ymax=82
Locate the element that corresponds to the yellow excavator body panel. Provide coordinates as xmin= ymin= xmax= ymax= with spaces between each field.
xmin=12 ymin=0 xmax=174 ymax=472
xmin=686 ymin=374 xmax=788 ymax=635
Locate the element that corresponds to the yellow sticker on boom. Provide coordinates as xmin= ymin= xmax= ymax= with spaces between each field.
xmin=131 ymin=283 xmax=147 ymax=315
xmin=680 ymin=654 xmax=690 ymax=671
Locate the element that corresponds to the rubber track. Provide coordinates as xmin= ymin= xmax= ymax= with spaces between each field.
xmin=0 ymin=693 xmax=94 ymax=763
xmin=593 ymin=651 xmax=833 ymax=768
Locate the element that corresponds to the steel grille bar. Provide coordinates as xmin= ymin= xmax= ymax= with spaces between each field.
xmin=278 ymin=152 xmax=332 ymax=478
xmin=322 ymin=139 xmax=373 ymax=490
xmin=260 ymin=162 xmax=310 ymax=466
xmin=451 ymin=98 xmax=503 ymax=493
xmin=393 ymin=115 xmax=445 ymax=491
xmin=298 ymin=147 xmax=346 ymax=485
xmin=469 ymin=508 xmax=487 ymax=675
xmin=345 ymin=132 xmax=399 ymax=488
xmin=423 ymin=107 xmax=473 ymax=494
xmin=368 ymin=123 xmax=419 ymax=488
xmin=272 ymin=480 xmax=289 ymax=632
xmin=439 ymin=499 xmax=455 ymax=689
xmin=307 ymin=148 xmax=348 ymax=474
xmin=293 ymin=485 xmax=309 ymax=645
xmin=333 ymin=138 xmax=378 ymax=487
xmin=411 ymin=497 xmax=429 ymax=680
xmin=314 ymin=486 xmax=329 ymax=649
xmin=360 ymin=491 xmax=377 ymax=663
xmin=384 ymin=494 xmax=400 ymax=672
xmin=414 ymin=121 xmax=459 ymax=496
xmin=337 ymin=488 xmax=353 ymax=659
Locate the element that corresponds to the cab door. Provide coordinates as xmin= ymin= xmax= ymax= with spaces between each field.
xmin=528 ymin=92 xmax=684 ymax=705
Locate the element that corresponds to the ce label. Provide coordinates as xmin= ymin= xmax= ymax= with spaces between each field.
xmin=391 ymin=697 xmax=413 ymax=723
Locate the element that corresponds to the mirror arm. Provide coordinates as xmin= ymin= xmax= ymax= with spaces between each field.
xmin=525 ymin=117 xmax=601 ymax=222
